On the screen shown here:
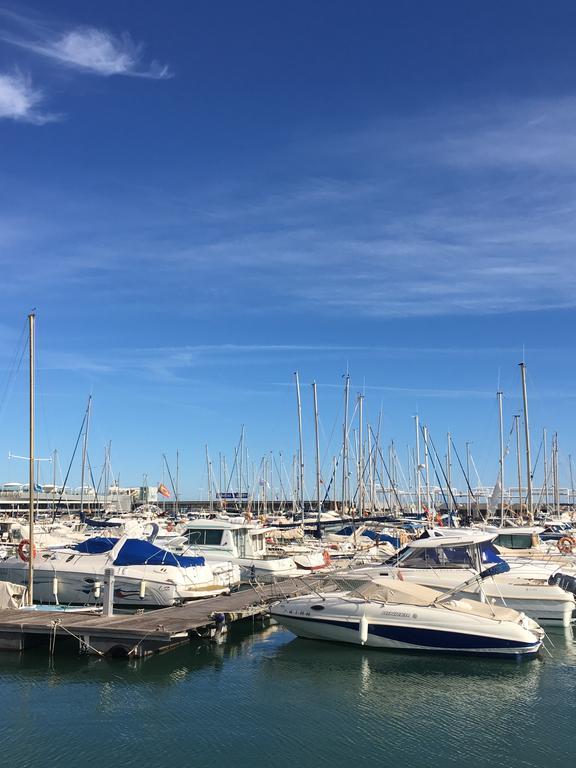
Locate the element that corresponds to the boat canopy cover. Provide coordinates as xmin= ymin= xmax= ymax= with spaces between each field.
xmin=334 ymin=526 xmax=400 ymax=548
xmin=79 ymin=513 xmax=122 ymax=528
xmin=73 ymin=537 xmax=118 ymax=554
xmin=0 ymin=581 xmax=26 ymax=609
xmin=356 ymin=580 xmax=443 ymax=606
xmin=113 ymin=538 xmax=205 ymax=568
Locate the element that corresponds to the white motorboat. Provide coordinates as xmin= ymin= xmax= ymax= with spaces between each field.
xmin=271 ymin=578 xmax=544 ymax=658
xmin=0 ymin=536 xmax=241 ymax=607
xmin=336 ymin=534 xmax=576 ymax=626
xmin=164 ymin=519 xmax=303 ymax=581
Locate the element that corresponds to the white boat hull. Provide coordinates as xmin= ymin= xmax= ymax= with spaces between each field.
xmin=272 ymin=594 xmax=543 ymax=658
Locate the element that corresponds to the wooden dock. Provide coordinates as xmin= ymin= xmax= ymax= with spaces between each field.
xmin=0 ymin=579 xmax=315 ymax=658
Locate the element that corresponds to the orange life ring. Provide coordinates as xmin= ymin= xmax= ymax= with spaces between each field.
xmin=557 ymin=536 xmax=576 ymax=554
xmin=322 ymin=550 xmax=331 ymax=566
xmin=17 ymin=539 xmax=36 ymax=562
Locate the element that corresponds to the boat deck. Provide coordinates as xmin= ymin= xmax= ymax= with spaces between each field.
xmin=0 ymin=578 xmax=315 ymax=657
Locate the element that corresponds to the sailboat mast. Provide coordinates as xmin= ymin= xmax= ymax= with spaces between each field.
xmin=446 ymin=433 xmax=452 ymax=519
xmin=423 ymin=425 xmax=431 ymax=519
xmin=358 ymin=394 xmax=365 ymax=517
xmin=543 ymin=429 xmax=549 ymax=511
xmin=332 ymin=456 xmax=337 ymax=511
xmin=466 ymin=442 xmax=472 ymax=520
xmin=569 ymin=454 xmax=575 ymax=507
xmin=52 ymin=448 xmax=57 ymax=513
xmin=205 ymin=444 xmax=213 ymax=512
xmin=79 ymin=395 xmax=92 ymax=518
xmin=294 ymin=371 xmax=305 ymax=523
xmin=519 ymin=362 xmax=533 ymax=522
xmin=341 ymin=374 xmax=350 ymax=514
xmin=175 ymin=450 xmax=180 ymax=518
xmin=292 ymin=454 xmax=297 ymax=515
xmin=497 ymin=390 xmax=504 ymax=525
xmin=27 ymin=312 xmax=35 ymax=606
xmin=553 ymin=433 xmax=560 ymax=515
xmin=312 ymin=381 xmax=322 ymax=529
xmin=414 ymin=415 xmax=421 ymax=515
xmin=515 ymin=415 xmax=522 ymax=516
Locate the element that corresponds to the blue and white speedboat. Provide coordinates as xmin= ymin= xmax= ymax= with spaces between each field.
xmin=0 ymin=536 xmax=241 ymax=607
xmin=271 ymin=577 xmax=544 ymax=659
xmin=337 ymin=534 xmax=576 ymax=626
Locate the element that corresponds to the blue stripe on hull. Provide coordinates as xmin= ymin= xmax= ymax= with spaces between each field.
xmin=274 ymin=614 xmax=540 ymax=655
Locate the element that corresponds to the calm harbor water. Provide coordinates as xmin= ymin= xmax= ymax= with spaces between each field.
xmin=0 ymin=622 xmax=575 ymax=768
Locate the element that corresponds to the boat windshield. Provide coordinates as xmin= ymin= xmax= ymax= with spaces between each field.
xmin=478 ymin=540 xmax=506 ymax=564
xmin=493 ymin=533 xmax=533 ymax=550
xmin=186 ymin=529 xmax=224 ymax=546
xmin=394 ymin=543 xmax=474 ymax=569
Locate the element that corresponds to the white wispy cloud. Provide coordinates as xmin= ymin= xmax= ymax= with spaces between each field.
xmin=432 ymin=97 xmax=576 ymax=171
xmin=22 ymin=27 xmax=171 ymax=79
xmin=2 ymin=91 xmax=576 ymax=317
xmin=0 ymin=70 xmax=55 ymax=123
xmin=0 ymin=10 xmax=171 ymax=79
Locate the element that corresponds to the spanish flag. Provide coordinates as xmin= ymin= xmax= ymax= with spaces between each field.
xmin=158 ymin=483 xmax=171 ymax=498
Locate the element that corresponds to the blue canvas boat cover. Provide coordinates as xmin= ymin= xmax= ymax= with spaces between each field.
xmin=113 ymin=538 xmax=205 ymax=568
xmin=73 ymin=537 xmax=119 ymax=553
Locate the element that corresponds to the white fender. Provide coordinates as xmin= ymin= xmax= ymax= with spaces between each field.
xmin=359 ymin=614 xmax=369 ymax=645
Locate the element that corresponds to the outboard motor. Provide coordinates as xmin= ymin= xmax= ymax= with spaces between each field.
xmin=549 ymin=571 xmax=576 ymax=596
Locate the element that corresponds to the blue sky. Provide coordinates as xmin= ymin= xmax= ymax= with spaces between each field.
xmin=1 ymin=1 xmax=576 ymax=497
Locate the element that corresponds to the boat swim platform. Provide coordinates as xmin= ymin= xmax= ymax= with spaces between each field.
xmin=0 ymin=579 xmax=317 ymax=658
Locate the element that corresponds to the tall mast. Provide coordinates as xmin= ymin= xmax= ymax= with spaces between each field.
xmin=515 ymin=415 xmax=522 ymax=516
xmin=446 ymin=433 xmax=452 ymax=520
xmin=358 ymin=394 xmax=365 ymax=517
xmin=423 ymin=425 xmax=431 ymax=519
xmin=497 ymin=390 xmax=505 ymax=525
xmin=219 ymin=452 xmax=223 ymax=501
xmin=294 ymin=371 xmax=305 ymax=523
xmin=375 ymin=410 xmax=383 ymax=512
xmin=175 ymin=450 xmax=180 ymax=518
xmin=52 ymin=448 xmax=57 ymax=513
xmin=27 ymin=312 xmax=35 ymax=606
xmin=238 ymin=425 xmax=244 ymax=510
xmin=332 ymin=456 xmax=337 ymax=511
xmin=205 ymin=445 xmax=213 ymax=512
xmin=519 ymin=362 xmax=533 ymax=522
xmin=104 ymin=442 xmax=111 ymax=511
xmin=341 ymin=374 xmax=350 ymax=514
xmin=569 ymin=454 xmax=575 ymax=508
xmin=387 ymin=440 xmax=392 ymax=513
xmin=367 ymin=429 xmax=373 ymax=511
xmin=79 ymin=395 xmax=92 ymax=518
xmin=414 ymin=415 xmax=421 ymax=515
xmin=543 ymin=429 xmax=549 ymax=511
xmin=292 ymin=454 xmax=297 ymax=515
xmin=222 ymin=455 xmax=228 ymax=505
xmin=269 ymin=450 xmax=274 ymax=512
xmin=312 ymin=381 xmax=322 ymax=530
xmin=553 ymin=433 xmax=560 ymax=516
xmin=466 ymin=442 xmax=472 ymax=520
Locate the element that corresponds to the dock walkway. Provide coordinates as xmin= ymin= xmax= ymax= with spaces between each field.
xmin=0 ymin=578 xmax=315 ymax=657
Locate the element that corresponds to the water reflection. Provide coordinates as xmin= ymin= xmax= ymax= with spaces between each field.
xmin=0 ymin=621 xmax=574 ymax=768
xmin=0 ymin=620 xmax=282 ymax=687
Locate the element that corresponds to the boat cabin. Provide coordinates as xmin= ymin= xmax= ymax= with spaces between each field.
xmin=181 ymin=519 xmax=272 ymax=559
xmin=386 ymin=534 xmax=503 ymax=571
